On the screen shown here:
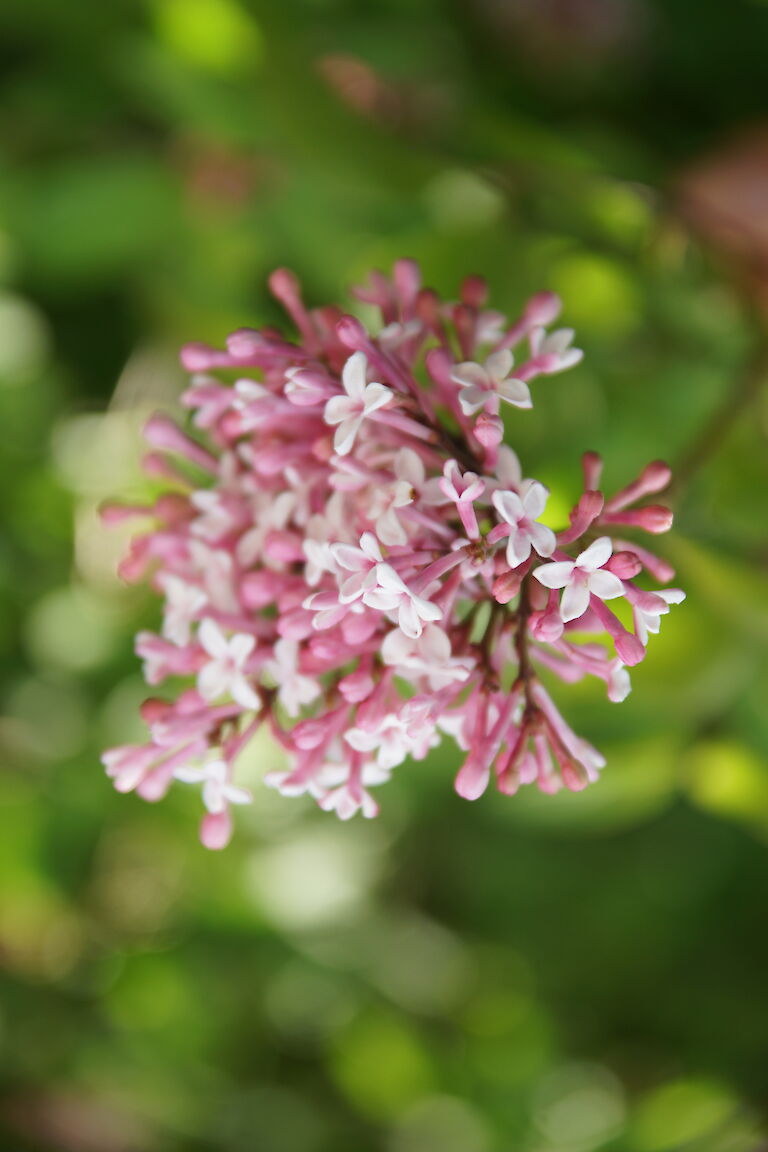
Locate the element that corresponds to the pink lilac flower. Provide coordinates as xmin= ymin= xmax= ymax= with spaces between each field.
xmin=102 ymin=260 xmax=683 ymax=847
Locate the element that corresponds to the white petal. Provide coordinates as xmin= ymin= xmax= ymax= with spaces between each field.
xmin=363 ymin=588 xmax=401 ymax=611
xmin=587 ymin=569 xmax=624 ymax=601
xmin=197 ymin=661 xmax=230 ymax=701
xmin=458 ymin=384 xmax=487 ymax=416
xmin=231 ymin=675 xmax=262 ymax=711
xmin=398 ymin=598 xmax=423 ymax=639
xmin=198 ymin=618 xmax=228 ymax=659
xmin=202 ymin=780 xmax=226 ymax=814
xmin=522 ymin=481 xmax=549 ymax=519
xmin=342 ymin=351 xmax=368 ymax=399
xmin=497 ymin=378 xmax=532 ymax=409
xmin=228 ymin=632 xmax=255 ymax=665
xmin=533 ymin=561 xmax=574 ymax=589
xmin=323 ymin=394 xmax=355 ymax=426
xmin=381 ymin=628 xmax=412 ymax=666
xmin=496 ymin=445 xmax=522 ymax=488
xmin=362 ymin=383 xmax=393 ymax=415
xmin=345 ymin=728 xmax=379 ymax=752
xmin=396 ymin=447 xmax=424 ymax=487
xmin=412 ymin=595 xmax=442 ymax=623
xmin=492 ymin=488 xmax=524 ymax=526
xmin=377 ymin=507 xmax=407 ymax=546
xmin=576 ymin=536 xmax=612 ymax=571
xmin=560 ymin=581 xmax=591 ymax=622
xmin=333 ymin=415 xmax=362 ymax=456
xmin=375 ymin=563 xmax=408 ymax=593
xmin=174 ymin=765 xmax=208 ymax=783
xmin=223 ymin=784 xmax=253 ymax=806
xmin=506 ymin=531 xmax=532 ymax=567
xmin=451 ymin=362 xmax=488 ymax=389
xmin=485 ymin=348 xmax=513 ymax=381
xmin=528 ymin=522 xmax=556 ymax=558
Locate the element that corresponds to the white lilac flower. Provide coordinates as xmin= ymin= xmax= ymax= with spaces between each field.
xmin=533 ymin=537 xmax=624 ymax=622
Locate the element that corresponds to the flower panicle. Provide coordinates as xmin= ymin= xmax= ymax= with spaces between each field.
xmin=102 ymin=262 xmax=683 ymax=847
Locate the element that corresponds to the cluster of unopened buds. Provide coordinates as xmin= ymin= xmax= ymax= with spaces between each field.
xmin=102 ymin=261 xmax=684 ymax=848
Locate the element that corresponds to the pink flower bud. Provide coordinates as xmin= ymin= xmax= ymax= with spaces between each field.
xmin=336 ymin=314 xmax=368 ymax=350
xmin=200 ymin=809 xmax=233 ymax=850
xmin=474 ymin=413 xmax=504 ymax=448
xmin=606 ymin=551 xmax=642 ymax=578
xmin=524 ymin=291 xmax=561 ymax=327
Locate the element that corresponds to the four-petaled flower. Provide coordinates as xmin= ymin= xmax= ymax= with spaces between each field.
xmin=323 ymin=351 xmax=393 ymax=455
xmin=197 ymin=618 xmax=261 ymax=710
xmin=533 ymin=537 xmax=624 ymax=622
xmin=633 ymin=587 xmax=686 ymax=646
xmin=364 ymin=565 xmax=442 ymax=639
xmin=264 ymin=637 xmax=321 ymax=718
xmin=451 ymin=349 xmax=531 ymax=416
xmin=330 ymin=532 xmax=383 ymax=603
xmin=174 ymin=758 xmax=252 ymax=813
xmin=492 ymin=482 xmax=556 ymax=566
xmin=529 ymin=325 xmax=583 ymax=372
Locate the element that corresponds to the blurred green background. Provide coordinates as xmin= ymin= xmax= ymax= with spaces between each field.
xmin=1 ymin=0 xmax=768 ymax=1149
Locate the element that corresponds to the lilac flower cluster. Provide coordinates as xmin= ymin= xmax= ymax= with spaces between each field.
xmin=103 ymin=262 xmax=683 ymax=848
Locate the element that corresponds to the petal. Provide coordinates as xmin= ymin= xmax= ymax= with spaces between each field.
xmin=342 ymin=351 xmax=368 ymax=399
xmin=197 ymin=661 xmax=230 ymax=702
xmin=331 ymin=543 xmax=367 ymax=572
xmin=173 ymin=765 xmax=208 ymax=783
xmin=202 ymin=780 xmax=226 ymax=814
xmin=496 ymin=444 xmax=522 ymax=488
xmin=532 ymin=561 xmax=574 ymax=589
xmin=333 ymin=416 xmax=361 ymax=456
xmin=381 ymin=629 xmax=412 ymax=665
xmin=485 ymin=348 xmax=514 ymax=381
xmin=458 ymin=385 xmax=487 ymax=416
xmin=528 ymin=522 xmax=556 ymax=558
xmin=492 ymin=488 xmax=524 ymax=526
xmin=375 ymin=562 xmax=408 ymax=593
xmin=398 ymin=598 xmax=423 ymax=639
xmin=359 ymin=532 xmax=383 ymax=562
xmin=198 ymin=617 xmax=228 ymax=658
xmin=231 ymin=675 xmax=262 ymax=711
xmin=323 ymin=394 xmax=354 ymax=426
xmin=396 ymin=447 xmax=424 ymax=487
xmin=576 ymin=535 xmax=612 ymax=571
xmin=228 ymin=632 xmax=255 ymax=665
xmin=560 ymin=581 xmax=591 ymax=622
xmin=412 ymin=594 xmax=442 ymax=623
xmin=451 ymin=362 xmax=488 ymax=389
xmin=377 ymin=507 xmax=407 ymax=546
xmin=223 ymin=785 xmax=253 ymax=806
xmin=497 ymin=378 xmax=532 ymax=409
xmin=345 ymin=728 xmax=379 ymax=752
xmin=362 ymin=383 xmax=393 ymax=414
xmin=587 ymin=569 xmax=624 ymax=601
xmin=522 ymin=481 xmax=549 ymax=519
xmin=363 ymin=588 xmax=401 ymax=611
xmin=506 ymin=530 xmax=532 ymax=567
